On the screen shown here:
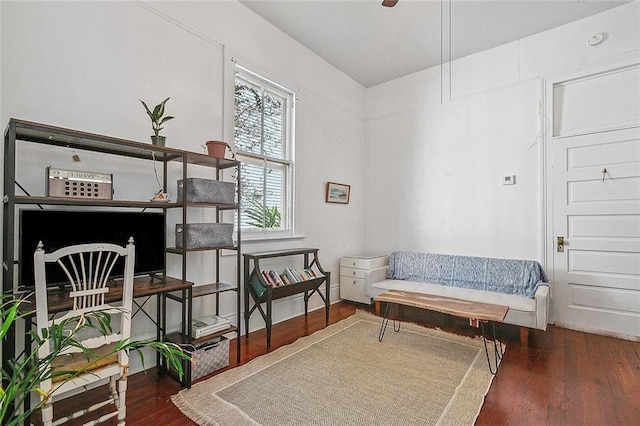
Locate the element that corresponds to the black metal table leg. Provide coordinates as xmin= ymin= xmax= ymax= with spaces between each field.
xmin=480 ymin=320 xmax=504 ymax=375
xmin=378 ymin=302 xmax=401 ymax=342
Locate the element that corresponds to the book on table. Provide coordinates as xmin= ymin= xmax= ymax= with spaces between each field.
xmin=191 ymin=315 xmax=231 ymax=339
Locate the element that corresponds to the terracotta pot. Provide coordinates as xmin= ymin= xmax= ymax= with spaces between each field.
xmin=206 ymin=140 xmax=227 ymax=158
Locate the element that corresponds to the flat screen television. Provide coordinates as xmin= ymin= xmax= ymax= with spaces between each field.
xmin=19 ymin=209 xmax=165 ymax=288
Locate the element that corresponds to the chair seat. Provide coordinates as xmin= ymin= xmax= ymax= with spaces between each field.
xmin=51 ymin=342 xmax=120 ymax=383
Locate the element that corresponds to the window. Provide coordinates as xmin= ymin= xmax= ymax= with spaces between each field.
xmin=234 ymin=66 xmax=295 ymax=236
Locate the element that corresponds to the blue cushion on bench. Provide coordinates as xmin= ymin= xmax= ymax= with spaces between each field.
xmin=387 ymin=252 xmax=548 ymax=298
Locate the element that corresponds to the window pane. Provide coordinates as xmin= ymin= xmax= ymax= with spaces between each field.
xmin=239 ymin=161 xmax=264 ymax=230
xmin=264 ymin=162 xmax=285 ymax=229
xmin=238 ymin=159 xmax=285 ymax=231
xmin=234 ymin=80 xmax=263 ymax=156
xmin=262 ymin=89 xmax=285 ymax=159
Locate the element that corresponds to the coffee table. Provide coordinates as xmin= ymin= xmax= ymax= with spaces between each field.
xmin=374 ymin=289 xmax=509 ymax=374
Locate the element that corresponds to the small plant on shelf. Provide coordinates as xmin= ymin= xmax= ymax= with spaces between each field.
xmin=140 ymin=97 xmax=174 ymax=146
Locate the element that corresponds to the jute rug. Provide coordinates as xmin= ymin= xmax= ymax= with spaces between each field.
xmin=172 ymin=311 xmax=503 ymax=425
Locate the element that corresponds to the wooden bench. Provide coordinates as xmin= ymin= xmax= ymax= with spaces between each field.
xmin=374 ymin=289 xmax=509 ymax=374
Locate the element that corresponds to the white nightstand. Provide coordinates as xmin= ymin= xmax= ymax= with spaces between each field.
xmin=340 ymin=254 xmax=389 ymax=304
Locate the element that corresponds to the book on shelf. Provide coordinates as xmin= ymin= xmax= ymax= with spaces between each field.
xmin=250 ymin=274 xmax=267 ymax=297
xmin=283 ymin=268 xmax=299 ymax=284
xmin=298 ymin=268 xmax=316 ymax=280
xmin=191 ymin=314 xmax=231 ymax=339
xmin=280 ymin=267 xmax=320 ymax=284
xmin=262 ymin=270 xmax=276 ymax=287
xmin=269 ymin=270 xmax=285 ymax=286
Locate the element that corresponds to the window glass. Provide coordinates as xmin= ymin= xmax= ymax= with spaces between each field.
xmin=234 ymin=68 xmax=294 ymax=234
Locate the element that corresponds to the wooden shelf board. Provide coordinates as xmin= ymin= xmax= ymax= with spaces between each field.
xmin=14 ymin=195 xmax=179 ymax=208
xmin=10 ymin=118 xmax=240 ymax=169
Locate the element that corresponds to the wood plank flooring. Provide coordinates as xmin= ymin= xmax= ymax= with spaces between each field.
xmin=44 ymin=301 xmax=640 ymax=425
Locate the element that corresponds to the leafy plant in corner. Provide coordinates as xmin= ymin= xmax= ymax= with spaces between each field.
xmin=0 ymin=295 xmax=190 ymax=426
xmin=140 ymin=97 xmax=174 ymax=137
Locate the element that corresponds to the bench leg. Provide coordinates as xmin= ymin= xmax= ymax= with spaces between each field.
xmin=480 ymin=320 xmax=504 ymax=375
xmin=520 ymin=327 xmax=530 ymax=347
xmin=378 ymin=302 xmax=401 ymax=342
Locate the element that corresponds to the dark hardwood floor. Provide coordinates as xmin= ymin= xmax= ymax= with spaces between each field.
xmin=46 ymin=301 xmax=640 ymax=425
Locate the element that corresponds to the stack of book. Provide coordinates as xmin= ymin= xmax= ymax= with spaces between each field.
xmin=261 ymin=268 xmax=318 ymax=287
xmin=191 ymin=315 xmax=231 ymax=339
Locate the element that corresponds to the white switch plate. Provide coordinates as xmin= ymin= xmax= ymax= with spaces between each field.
xmin=503 ymin=175 xmax=516 ymax=185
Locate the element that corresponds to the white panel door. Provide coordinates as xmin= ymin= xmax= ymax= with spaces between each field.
xmin=552 ymin=127 xmax=640 ymax=337
xmin=550 ymin=60 xmax=640 ymax=338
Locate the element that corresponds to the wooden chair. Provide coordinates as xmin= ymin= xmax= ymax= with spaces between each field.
xmin=34 ymin=238 xmax=135 ymax=426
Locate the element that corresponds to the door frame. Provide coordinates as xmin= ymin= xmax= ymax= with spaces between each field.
xmin=542 ymin=52 xmax=640 ymax=332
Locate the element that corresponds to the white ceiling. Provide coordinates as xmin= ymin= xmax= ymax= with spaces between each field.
xmin=239 ymin=0 xmax=630 ymax=87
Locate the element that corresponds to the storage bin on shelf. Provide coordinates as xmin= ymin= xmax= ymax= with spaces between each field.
xmin=177 ymin=178 xmax=235 ymax=204
xmin=171 ymin=336 xmax=229 ymax=381
xmin=176 ymin=223 xmax=234 ymax=249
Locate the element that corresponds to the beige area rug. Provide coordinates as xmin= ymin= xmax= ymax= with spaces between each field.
xmin=172 ymin=311 xmax=503 ymax=425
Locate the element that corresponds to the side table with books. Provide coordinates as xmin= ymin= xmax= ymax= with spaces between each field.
xmin=243 ymin=248 xmax=331 ymax=348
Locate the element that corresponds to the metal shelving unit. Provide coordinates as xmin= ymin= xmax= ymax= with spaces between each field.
xmin=2 ymin=118 xmax=241 ymax=391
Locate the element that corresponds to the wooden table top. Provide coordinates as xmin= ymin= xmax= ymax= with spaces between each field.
xmin=18 ymin=276 xmax=192 ymax=315
xmin=374 ymin=289 xmax=509 ymax=322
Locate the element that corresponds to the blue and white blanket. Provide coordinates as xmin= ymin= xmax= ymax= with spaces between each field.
xmin=387 ymin=251 xmax=548 ymax=298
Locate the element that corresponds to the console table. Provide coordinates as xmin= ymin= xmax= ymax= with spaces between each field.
xmin=243 ymin=248 xmax=330 ymax=348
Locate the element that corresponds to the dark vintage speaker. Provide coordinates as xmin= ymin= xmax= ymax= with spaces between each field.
xmin=46 ymin=167 xmax=113 ymax=200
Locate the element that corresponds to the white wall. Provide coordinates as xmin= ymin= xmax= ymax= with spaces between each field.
xmin=0 ymin=0 xmax=367 ymax=370
xmin=364 ymin=2 xmax=640 ymax=262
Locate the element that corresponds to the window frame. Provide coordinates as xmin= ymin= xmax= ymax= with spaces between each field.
xmin=233 ymin=64 xmax=296 ymax=239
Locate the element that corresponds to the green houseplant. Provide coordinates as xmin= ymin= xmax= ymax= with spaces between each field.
xmin=140 ymin=97 xmax=175 ymax=146
xmin=0 ymin=296 xmax=189 ymax=426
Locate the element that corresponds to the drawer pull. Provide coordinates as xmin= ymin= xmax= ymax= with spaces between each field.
xmin=352 ymin=271 xmax=356 ymax=275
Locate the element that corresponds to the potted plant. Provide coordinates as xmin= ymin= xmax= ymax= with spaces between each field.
xmin=201 ymin=140 xmax=237 ymax=160
xmin=140 ymin=97 xmax=174 ymax=146
xmin=0 ymin=295 xmax=189 ymax=426
xmin=203 ymin=140 xmax=232 ymax=159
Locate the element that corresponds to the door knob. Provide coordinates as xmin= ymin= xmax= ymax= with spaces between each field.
xmin=557 ymin=236 xmax=565 ymax=253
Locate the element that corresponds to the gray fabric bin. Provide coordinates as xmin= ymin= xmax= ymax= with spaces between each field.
xmin=176 ymin=223 xmax=234 ymax=249
xmin=169 ymin=337 xmax=229 ymax=381
xmin=177 ymin=178 xmax=235 ymax=204
xmin=191 ymin=337 xmax=229 ymax=380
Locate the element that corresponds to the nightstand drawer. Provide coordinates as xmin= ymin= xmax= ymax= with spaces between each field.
xmin=340 ymin=255 xmax=388 ymax=270
xmin=340 ymin=267 xmax=366 ymax=279
xmin=339 ymin=276 xmax=370 ymax=304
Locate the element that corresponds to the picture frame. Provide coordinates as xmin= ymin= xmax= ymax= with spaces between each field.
xmin=325 ymin=182 xmax=350 ymax=204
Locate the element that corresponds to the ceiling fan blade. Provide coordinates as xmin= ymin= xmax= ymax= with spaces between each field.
xmin=382 ymin=0 xmax=399 ymax=7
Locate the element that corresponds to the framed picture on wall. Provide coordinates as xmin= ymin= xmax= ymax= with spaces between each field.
xmin=325 ymin=182 xmax=350 ymax=204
